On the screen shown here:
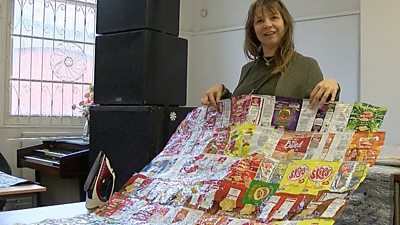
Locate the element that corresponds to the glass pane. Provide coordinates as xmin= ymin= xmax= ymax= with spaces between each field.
xmin=19 ymin=81 xmax=32 ymax=116
xmin=11 ymin=36 xmax=21 ymax=79
xmin=83 ymin=44 xmax=94 ymax=83
xmin=75 ymin=4 xmax=85 ymax=42
xmin=72 ymin=84 xmax=84 ymax=117
xmin=31 ymin=38 xmax=43 ymax=80
xmin=52 ymin=83 xmax=63 ymax=116
xmin=43 ymin=0 xmax=55 ymax=39
xmin=10 ymin=80 xmax=20 ymax=115
xmin=21 ymin=0 xmax=34 ymax=36
xmin=32 ymin=0 xmax=44 ymax=37
xmin=12 ymin=0 xmax=22 ymax=35
xmin=85 ymin=5 xmax=96 ymax=43
xmin=42 ymin=39 xmax=54 ymax=82
xmin=54 ymin=1 xmax=66 ymax=40
xmin=65 ymin=3 xmax=76 ymax=41
xmin=30 ymin=81 xmax=42 ymax=116
xmin=63 ymin=83 xmax=73 ymax=116
xmin=20 ymin=37 xmax=32 ymax=80
xmin=41 ymin=82 xmax=53 ymax=116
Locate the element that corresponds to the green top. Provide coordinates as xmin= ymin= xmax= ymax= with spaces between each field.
xmin=223 ymin=52 xmax=338 ymax=100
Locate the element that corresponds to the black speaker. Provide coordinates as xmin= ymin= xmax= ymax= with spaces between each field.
xmin=89 ymin=105 xmax=164 ymax=191
xmin=96 ymin=0 xmax=180 ymax=36
xmin=94 ymin=29 xmax=188 ymax=106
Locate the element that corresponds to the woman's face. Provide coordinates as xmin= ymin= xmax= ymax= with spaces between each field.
xmin=253 ymin=6 xmax=285 ymax=55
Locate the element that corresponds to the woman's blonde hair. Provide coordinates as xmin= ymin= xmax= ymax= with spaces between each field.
xmin=244 ymin=0 xmax=294 ymax=74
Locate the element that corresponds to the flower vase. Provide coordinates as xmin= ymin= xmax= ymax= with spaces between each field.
xmin=83 ymin=119 xmax=90 ymax=140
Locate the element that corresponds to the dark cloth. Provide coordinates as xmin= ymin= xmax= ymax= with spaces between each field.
xmin=222 ymin=52 xmax=340 ymax=100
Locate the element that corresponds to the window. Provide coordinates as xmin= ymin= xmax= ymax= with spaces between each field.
xmin=7 ymin=0 xmax=96 ymax=124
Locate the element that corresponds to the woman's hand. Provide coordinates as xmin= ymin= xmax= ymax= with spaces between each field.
xmin=200 ymin=84 xmax=224 ymax=108
xmin=309 ymin=79 xmax=339 ymax=108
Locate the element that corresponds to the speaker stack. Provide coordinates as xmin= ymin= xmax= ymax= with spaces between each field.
xmin=90 ymin=0 xmax=193 ymax=191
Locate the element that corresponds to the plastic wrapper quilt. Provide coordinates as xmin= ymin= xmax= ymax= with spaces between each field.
xmin=30 ymin=94 xmax=388 ymax=225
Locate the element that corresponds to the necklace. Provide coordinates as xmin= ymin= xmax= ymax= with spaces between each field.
xmin=262 ymin=56 xmax=274 ymax=66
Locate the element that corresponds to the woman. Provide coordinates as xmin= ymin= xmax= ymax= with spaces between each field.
xmin=201 ymin=0 xmax=340 ymax=109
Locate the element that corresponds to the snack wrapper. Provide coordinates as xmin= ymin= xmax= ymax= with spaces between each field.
xmin=303 ymin=160 xmax=341 ymax=195
xmin=278 ymin=161 xmax=310 ymax=195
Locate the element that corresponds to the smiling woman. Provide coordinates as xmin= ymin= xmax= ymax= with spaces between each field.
xmin=200 ymin=0 xmax=340 ymax=110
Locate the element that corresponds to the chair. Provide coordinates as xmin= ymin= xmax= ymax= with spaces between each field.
xmin=0 ymin=152 xmax=12 ymax=210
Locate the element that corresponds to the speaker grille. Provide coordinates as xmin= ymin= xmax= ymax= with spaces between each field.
xmin=90 ymin=106 xmax=164 ymax=190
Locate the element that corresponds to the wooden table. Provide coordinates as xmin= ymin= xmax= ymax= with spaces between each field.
xmin=0 ymin=184 xmax=46 ymax=207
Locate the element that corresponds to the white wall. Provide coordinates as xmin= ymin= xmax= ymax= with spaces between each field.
xmin=360 ymin=0 xmax=400 ymax=146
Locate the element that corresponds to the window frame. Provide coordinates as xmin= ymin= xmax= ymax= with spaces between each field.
xmin=2 ymin=0 xmax=96 ymax=126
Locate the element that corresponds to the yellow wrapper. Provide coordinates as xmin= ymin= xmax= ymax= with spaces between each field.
xmin=225 ymin=123 xmax=256 ymax=157
xmin=297 ymin=219 xmax=335 ymax=225
xmin=278 ymin=160 xmax=311 ymax=195
xmin=303 ymin=160 xmax=342 ymax=195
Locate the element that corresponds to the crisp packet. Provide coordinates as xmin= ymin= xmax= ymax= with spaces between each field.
xmin=225 ymin=123 xmax=256 ymax=157
xmin=204 ymin=127 xmax=230 ymax=154
xmin=303 ymin=133 xmax=324 ymax=160
xmin=343 ymin=131 xmax=385 ymax=166
xmin=249 ymin=125 xmax=274 ymax=154
xmin=254 ymin=157 xmax=280 ymax=182
xmin=324 ymin=131 xmax=355 ymax=162
xmin=271 ymin=96 xmax=302 ymax=131
xmin=186 ymin=181 xmax=220 ymax=211
xmin=194 ymin=212 xmax=231 ymax=225
xmin=330 ymin=161 xmax=369 ymax=192
xmin=120 ymin=173 xmax=148 ymax=196
xmin=269 ymin=193 xmax=308 ymax=221
xmin=272 ymin=131 xmax=313 ymax=161
xmin=246 ymin=95 xmax=266 ymax=125
xmin=178 ymin=153 xmax=237 ymax=183
xmin=242 ymin=180 xmax=279 ymax=206
xmin=170 ymin=207 xmax=205 ymax=224
xmin=269 ymin=161 xmax=289 ymax=184
xmin=216 ymin=99 xmax=231 ymax=128
xmin=258 ymin=195 xmax=282 ymax=223
xmin=278 ymin=160 xmax=310 ymax=195
xmin=311 ymin=103 xmax=335 ymax=133
xmin=215 ymin=181 xmax=247 ymax=211
xmin=327 ymin=102 xmax=354 ymax=132
xmin=225 ymin=153 xmax=263 ymax=186
xmin=303 ymin=160 xmax=342 ymax=195
xmin=230 ymin=95 xmax=252 ymax=125
xmin=346 ymin=102 xmax=387 ymax=132
xmin=296 ymin=99 xmax=318 ymax=131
